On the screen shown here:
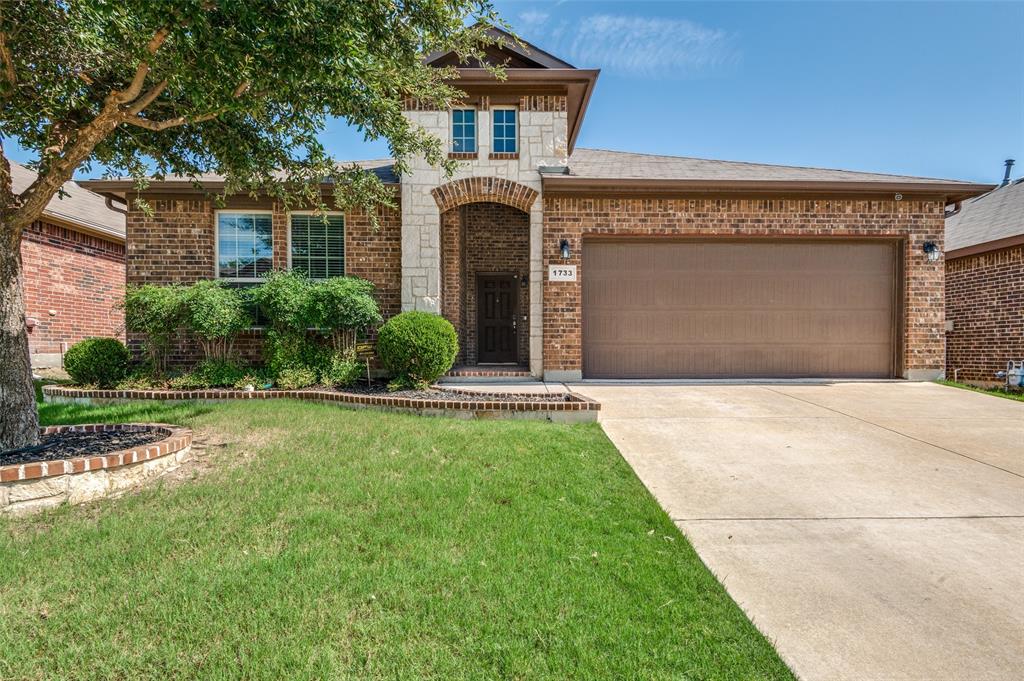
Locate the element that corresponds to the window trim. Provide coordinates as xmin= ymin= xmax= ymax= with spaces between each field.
xmin=491 ymin=106 xmax=518 ymax=154
xmin=286 ymin=210 xmax=346 ymax=280
xmin=450 ymin=107 xmax=478 ymax=154
xmin=214 ymin=209 xmax=275 ymax=283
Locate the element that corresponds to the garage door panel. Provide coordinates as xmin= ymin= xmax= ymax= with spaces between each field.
xmin=582 ymin=240 xmax=896 ymax=378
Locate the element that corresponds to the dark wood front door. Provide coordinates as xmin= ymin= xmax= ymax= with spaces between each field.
xmin=477 ymin=274 xmax=518 ymax=364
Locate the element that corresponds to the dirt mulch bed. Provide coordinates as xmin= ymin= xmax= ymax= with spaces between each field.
xmin=329 ymin=385 xmax=574 ymax=403
xmin=0 ymin=428 xmax=166 ymax=467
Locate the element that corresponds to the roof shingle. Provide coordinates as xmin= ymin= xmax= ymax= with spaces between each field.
xmin=10 ymin=161 xmax=125 ymax=240
xmin=945 ymin=178 xmax=1024 ymax=252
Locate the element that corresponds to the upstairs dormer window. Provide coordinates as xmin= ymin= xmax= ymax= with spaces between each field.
xmin=492 ymin=107 xmax=518 ymax=154
xmin=451 ymin=109 xmax=477 ymax=153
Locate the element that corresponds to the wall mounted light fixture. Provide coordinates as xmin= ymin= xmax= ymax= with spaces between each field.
xmin=922 ymin=241 xmax=940 ymax=261
xmin=559 ymin=239 xmax=571 ymax=260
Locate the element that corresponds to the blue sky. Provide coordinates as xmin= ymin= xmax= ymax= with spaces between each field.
xmin=8 ymin=1 xmax=1022 ymax=184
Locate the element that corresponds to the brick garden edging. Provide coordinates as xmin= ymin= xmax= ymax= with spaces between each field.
xmin=41 ymin=385 xmax=600 ymax=423
xmin=0 ymin=424 xmax=192 ymax=515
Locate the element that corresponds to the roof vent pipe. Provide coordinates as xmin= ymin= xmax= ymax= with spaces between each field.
xmin=1002 ymin=159 xmax=1015 ymax=187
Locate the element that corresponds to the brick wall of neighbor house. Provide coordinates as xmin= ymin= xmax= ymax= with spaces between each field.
xmin=440 ymin=202 xmax=530 ymax=365
xmin=21 ymin=219 xmax=125 ymax=361
xmin=542 ymin=196 xmax=947 ymax=378
xmin=945 ymin=245 xmax=1024 ymax=384
xmin=125 ymin=194 xmax=401 ymax=367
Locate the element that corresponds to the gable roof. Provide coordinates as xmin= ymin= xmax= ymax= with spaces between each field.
xmin=424 ymin=27 xmax=575 ymax=69
xmin=945 ymin=177 xmax=1024 ymax=256
xmin=10 ymin=161 xmax=126 ymax=241
xmin=540 ymin=148 xmax=992 ymax=201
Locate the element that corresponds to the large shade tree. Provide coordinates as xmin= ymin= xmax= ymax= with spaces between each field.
xmin=0 ymin=0 xmax=501 ymax=450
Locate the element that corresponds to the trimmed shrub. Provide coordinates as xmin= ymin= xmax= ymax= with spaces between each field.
xmin=248 ymin=270 xmax=313 ymax=334
xmin=122 ymin=284 xmax=185 ymax=374
xmin=252 ymin=272 xmax=381 ymax=387
xmin=181 ymin=281 xmax=251 ymax=361
xmin=321 ymin=350 xmax=363 ymax=388
xmin=377 ymin=312 xmax=458 ymax=390
xmin=170 ymin=359 xmax=249 ymax=389
xmin=308 ymin=277 xmax=382 ymax=353
xmin=63 ymin=337 xmax=130 ymax=388
xmin=264 ymin=330 xmax=330 ymax=378
xmin=276 ymin=366 xmax=319 ymax=390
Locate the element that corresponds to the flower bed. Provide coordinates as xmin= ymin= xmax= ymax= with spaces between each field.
xmin=0 ymin=424 xmax=192 ymax=515
xmin=41 ymin=384 xmax=600 ymax=423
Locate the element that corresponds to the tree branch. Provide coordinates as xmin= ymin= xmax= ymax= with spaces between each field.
xmin=110 ymin=26 xmax=169 ymax=105
xmin=0 ymin=30 xmax=16 ymax=87
xmin=127 ymin=79 xmax=168 ymax=115
xmin=122 ymin=79 xmax=250 ymax=130
xmin=123 ymin=109 xmax=220 ymax=132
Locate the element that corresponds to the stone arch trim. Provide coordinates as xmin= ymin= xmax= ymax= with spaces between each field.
xmin=431 ymin=177 xmax=539 ymax=214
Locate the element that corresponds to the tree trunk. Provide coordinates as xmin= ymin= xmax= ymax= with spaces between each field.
xmin=0 ymin=229 xmax=38 ymax=451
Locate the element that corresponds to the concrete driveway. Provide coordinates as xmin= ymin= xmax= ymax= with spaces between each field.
xmin=573 ymin=381 xmax=1024 ymax=681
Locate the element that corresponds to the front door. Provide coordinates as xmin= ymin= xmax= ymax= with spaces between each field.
xmin=477 ymin=274 xmax=518 ymax=364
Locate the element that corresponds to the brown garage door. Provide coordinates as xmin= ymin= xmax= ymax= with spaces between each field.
xmin=582 ymin=240 xmax=898 ymax=378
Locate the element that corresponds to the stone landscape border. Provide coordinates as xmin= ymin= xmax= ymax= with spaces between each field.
xmin=1 ymin=423 xmax=192 ymax=515
xmin=41 ymin=384 xmax=601 ymax=423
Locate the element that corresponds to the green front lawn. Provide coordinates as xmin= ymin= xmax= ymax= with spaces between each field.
xmin=936 ymin=379 xmax=1024 ymax=402
xmin=1 ymin=397 xmax=793 ymax=680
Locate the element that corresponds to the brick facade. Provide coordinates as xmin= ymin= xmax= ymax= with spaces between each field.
xmin=945 ymin=245 xmax=1024 ymax=384
xmin=541 ymin=195 xmax=947 ymax=378
xmin=21 ymin=219 xmax=125 ymax=361
xmin=440 ymin=202 xmax=530 ymax=365
xmin=124 ymin=193 xmax=401 ymax=367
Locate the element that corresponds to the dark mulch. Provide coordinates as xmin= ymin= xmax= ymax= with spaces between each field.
xmin=0 ymin=429 xmax=166 ymax=467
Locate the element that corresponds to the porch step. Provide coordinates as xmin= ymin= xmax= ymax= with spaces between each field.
xmin=440 ymin=366 xmax=537 ymax=384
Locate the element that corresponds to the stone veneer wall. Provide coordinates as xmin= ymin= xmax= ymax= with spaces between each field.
xmin=401 ymin=95 xmax=565 ymax=376
xmin=21 ymin=219 xmax=125 ymax=364
xmin=125 ymin=194 xmax=401 ymax=367
xmin=440 ymin=202 xmax=530 ymax=365
xmin=945 ymin=245 xmax=1024 ymax=384
xmin=542 ymin=196 xmax=947 ymax=380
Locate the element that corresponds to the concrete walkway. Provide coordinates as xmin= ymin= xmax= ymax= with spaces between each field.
xmin=572 ymin=382 xmax=1024 ymax=681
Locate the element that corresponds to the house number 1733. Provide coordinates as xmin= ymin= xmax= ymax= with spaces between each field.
xmin=548 ymin=265 xmax=577 ymax=282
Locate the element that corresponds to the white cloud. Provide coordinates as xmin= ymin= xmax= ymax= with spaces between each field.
xmin=536 ymin=14 xmax=740 ymax=78
xmin=518 ymin=10 xmax=549 ymax=28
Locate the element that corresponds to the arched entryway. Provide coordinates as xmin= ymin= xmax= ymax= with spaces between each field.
xmin=431 ymin=176 xmax=540 ymax=371
xmin=440 ymin=201 xmax=530 ymax=367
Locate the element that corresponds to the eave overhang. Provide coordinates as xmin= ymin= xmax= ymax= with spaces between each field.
xmin=946 ymin=233 xmax=1024 ymax=259
xmin=540 ymin=177 xmax=995 ymax=203
xmin=448 ymin=68 xmax=599 ymax=155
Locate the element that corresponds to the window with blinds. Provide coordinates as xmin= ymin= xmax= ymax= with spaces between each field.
xmin=290 ymin=213 xmax=345 ymax=279
xmin=217 ymin=212 xmax=274 ymax=281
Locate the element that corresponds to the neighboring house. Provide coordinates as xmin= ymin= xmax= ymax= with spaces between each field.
xmin=82 ymin=29 xmax=992 ymax=381
xmin=12 ymin=161 xmax=126 ymax=368
xmin=944 ymin=161 xmax=1023 ymax=384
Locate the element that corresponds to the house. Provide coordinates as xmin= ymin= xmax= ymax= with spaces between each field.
xmin=81 ymin=29 xmax=992 ymax=381
xmin=944 ymin=160 xmax=1023 ymax=385
xmin=12 ymin=161 xmax=126 ymax=368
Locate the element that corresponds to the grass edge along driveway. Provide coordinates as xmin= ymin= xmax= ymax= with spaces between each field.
xmin=0 ymin=396 xmax=794 ymax=680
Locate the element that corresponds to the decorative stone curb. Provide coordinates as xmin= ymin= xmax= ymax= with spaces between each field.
xmin=41 ymin=385 xmax=600 ymax=423
xmin=0 ymin=424 xmax=192 ymax=516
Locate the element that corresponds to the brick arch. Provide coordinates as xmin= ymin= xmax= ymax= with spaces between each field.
xmin=431 ymin=177 xmax=538 ymax=214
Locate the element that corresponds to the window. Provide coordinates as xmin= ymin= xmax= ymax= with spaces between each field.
xmin=216 ymin=212 xmax=273 ymax=281
xmin=451 ymin=109 xmax=476 ymax=153
xmin=492 ymin=108 xmax=517 ymax=153
xmin=289 ymin=212 xmax=344 ymax=279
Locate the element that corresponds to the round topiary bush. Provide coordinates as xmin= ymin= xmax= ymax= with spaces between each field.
xmin=63 ymin=337 xmax=131 ymax=387
xmin=377 ymin=311 xmax=458 ymax=390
